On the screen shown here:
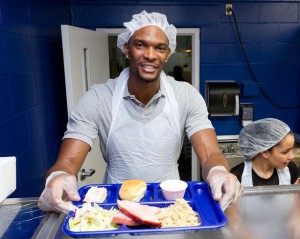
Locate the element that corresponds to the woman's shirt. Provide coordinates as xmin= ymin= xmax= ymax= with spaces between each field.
xmin=230 ymin=161 xmax=299 ymax=186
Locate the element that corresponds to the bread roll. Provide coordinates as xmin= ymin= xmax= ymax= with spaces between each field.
xmin=119 ymin=180 xmax=147 ymax=202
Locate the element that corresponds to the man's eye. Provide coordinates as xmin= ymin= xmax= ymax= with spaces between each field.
xmin=136 ymin=42 xmax=144 ymax=48
xmin=158 ymin=46 xmax=167 ymax=52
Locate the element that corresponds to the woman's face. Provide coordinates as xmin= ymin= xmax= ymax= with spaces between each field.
xmin=124 ymin=25 xmax=170 ymax=83
xmin=266 ymin=134 xmax=295 ymax=169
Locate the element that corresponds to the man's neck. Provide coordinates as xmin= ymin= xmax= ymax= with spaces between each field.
xmin=127 ymin=78 xmax=160 ymax=105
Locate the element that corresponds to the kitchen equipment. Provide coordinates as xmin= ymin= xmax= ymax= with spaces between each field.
xmin=240 ymin=103 xmax=253 ymax=126
xmin=206 ymin=81 xmax=240 ymax=116
xmin=217 ymin=135 xmax=245 ymax=169
xmin=62 ymin=182 xmax=227 ymax=237
xmin=0 ymin=156 xmax=16 ymax=203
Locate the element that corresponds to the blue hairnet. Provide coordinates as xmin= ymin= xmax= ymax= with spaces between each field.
xmin=238 ymin=118 xmax=291 ymax=159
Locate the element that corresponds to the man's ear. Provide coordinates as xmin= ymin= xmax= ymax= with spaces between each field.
xmin=124 ymin=43 xmax=129 ymax=57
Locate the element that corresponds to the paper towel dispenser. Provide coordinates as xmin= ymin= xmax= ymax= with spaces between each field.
xmin=206 ymin=81 xmax=240 ymax=116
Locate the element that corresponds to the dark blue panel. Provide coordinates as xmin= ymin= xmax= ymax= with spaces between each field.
xmin=0 ymin=33 xmax=22 ymax=76
xmin=0 ymin=77 xmax=12 ymax=121
xmin=41 ymin=129 xmax=63 ymax=170
xmin=36 ymin=66 xmax=65 ymax=103
xmin=28 ymin=1 xmax=51 ymax=39
xmin=28 ymin=103 xmax=50 ymax=140
xmin=260 ymin=3 xmax=298 ymax=23
xmin=0 ymin=114 xmax=29 ymax=155
xmin=240 ymin=24 xmax=279 ymax=43
xmin=276 ymin=63 xmax=300 ymax=84
xmin=210 ymin=116 xmax=242 ymax=136
xmin=10 ymin=73 xmax=38 ymax=114
xmin=48 ymin=97 xmax=68 ymax=135
xmin=17 ymin=140 xmax=44 ymax=196
xmin=36 ymin=70 xmax=54 ymax=102
xmin=241 ymin=81 xmax=259 ymax=97
xmin=0 ymin=0 xmax=30 ymax=34
xmin=250 ymin=63 xmax=279 ymax=83
xmin=260 ymin=83 xmax=300 ymax=106
xmin=201 ymin=43 xmax=220 ymax=64
xmin=219 ymin=44 xmax=244 ymax=64
xmin=20 ymin=37 xmax=45 ymax=72
xmin=279 ymin=24 xmax=300 ymax=43
xmin=260 ymin=43 xmax=298 ymax=63
xmin=43 ymin=41 xmax=64 ymax=70
xmin=201 ymin=24 xmax=237 ymax=43
xmin=201 ymin=64 xmax=252 ymax=82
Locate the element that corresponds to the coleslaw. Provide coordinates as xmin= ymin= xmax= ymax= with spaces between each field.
xmin=68 ymin=203 xmax=120 ymax=231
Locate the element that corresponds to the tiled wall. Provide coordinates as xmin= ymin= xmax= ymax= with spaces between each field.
xmin=0 ymin=0 xmax=71 ymax=197
xmin=1 ymin=0 xmax=300 ymax=197
xmin=72 ymin=0 xmax=300 ymax=135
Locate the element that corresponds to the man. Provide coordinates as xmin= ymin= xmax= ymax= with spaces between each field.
xmin=38 ymin=10 xmax=242 ymax=214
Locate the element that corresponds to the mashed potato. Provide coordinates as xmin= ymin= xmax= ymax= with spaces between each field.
xmin=157 ymin=198 xmax=201 ymax=228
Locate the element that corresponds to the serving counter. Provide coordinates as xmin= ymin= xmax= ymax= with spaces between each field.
xmin=1 ymin=185 xmax=300 ymax=239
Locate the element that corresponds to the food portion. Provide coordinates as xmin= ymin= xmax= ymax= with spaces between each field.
xmin=68 ymin=203 xmax=119 ymax=231
xmin=112 ymin=211 xmax=140 ymax=226
xmin=67 ymin=181 xmax=207 ymax=234
xmin=117 ymin=199 xmax=161 ymax=227
xmin=119 ymin=179 xmax=147 ymax=202
xmin=160 ymin=179 xmax=188 ymax=200
xmin=83 ymin=186 xmax=107 ymax=203
xmin=157 ymin=198 xmax=200 ymax=228
xmin=68 ymin=198 xmax=200 ymax=231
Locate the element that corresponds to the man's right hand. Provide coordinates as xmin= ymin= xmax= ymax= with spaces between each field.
xmin=38 ymin=171 xmax=80 ymax=214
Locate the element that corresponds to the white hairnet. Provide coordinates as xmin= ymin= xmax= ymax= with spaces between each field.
xmin=117 ymin=10 xmax=177 ymax=55
xmin=238 ymin=118 xmax=291 ymax=159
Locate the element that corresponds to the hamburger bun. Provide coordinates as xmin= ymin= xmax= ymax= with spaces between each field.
xmin=119 ymin=180 xmax=147 ymax=202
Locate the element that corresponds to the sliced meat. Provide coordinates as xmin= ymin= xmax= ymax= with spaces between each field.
xmin=149 ymin=205 xmax=160 ymax=214
xmin=112 ymin=211 xmax=140 ymax=226
xmin=117 ymin=200 xmax=161 ymax=227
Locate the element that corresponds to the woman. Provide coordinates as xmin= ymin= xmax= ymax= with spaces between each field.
xmin=231 ymin=118 xmax=299 ymax=186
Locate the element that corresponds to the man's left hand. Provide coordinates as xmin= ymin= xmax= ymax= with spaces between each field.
xmin=206 ymin=166 xmax=243 ymax=211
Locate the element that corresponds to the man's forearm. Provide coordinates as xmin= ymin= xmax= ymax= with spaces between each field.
xmin=45 ymin=138 xmax=90 ymax=179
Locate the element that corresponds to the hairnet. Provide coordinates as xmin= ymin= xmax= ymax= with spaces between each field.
xmin=117 ymin=10 xmax=177 ymax=55
xmin=238 ymin=118 xmax=291 ymax=159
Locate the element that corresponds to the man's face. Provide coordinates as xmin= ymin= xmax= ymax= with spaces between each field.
xmin=124 ymin=26 xmax=171 ymax=83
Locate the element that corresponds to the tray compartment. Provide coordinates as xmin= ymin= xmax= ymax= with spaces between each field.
xmin=76 ymin=184 xmax=120 ymax=205
xmin=156 ymin=182 xmax=193 ymax=201
xmin=138 ymin=183 xmax=155 ymax=202
xmin=191 ymin=182 xmax=225 ymax=227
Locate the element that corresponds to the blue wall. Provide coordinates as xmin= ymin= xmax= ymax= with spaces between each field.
xmin=0 ymin=0 xmax=300 ymax=198
xmin=0 ymin=0 xmax=71 ymax=197
xmin=71 ymin=0 xmax=300 ymax=135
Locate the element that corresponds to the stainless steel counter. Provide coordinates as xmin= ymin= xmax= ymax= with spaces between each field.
xmin=2 ymin=185 xmax=300 ymax=239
